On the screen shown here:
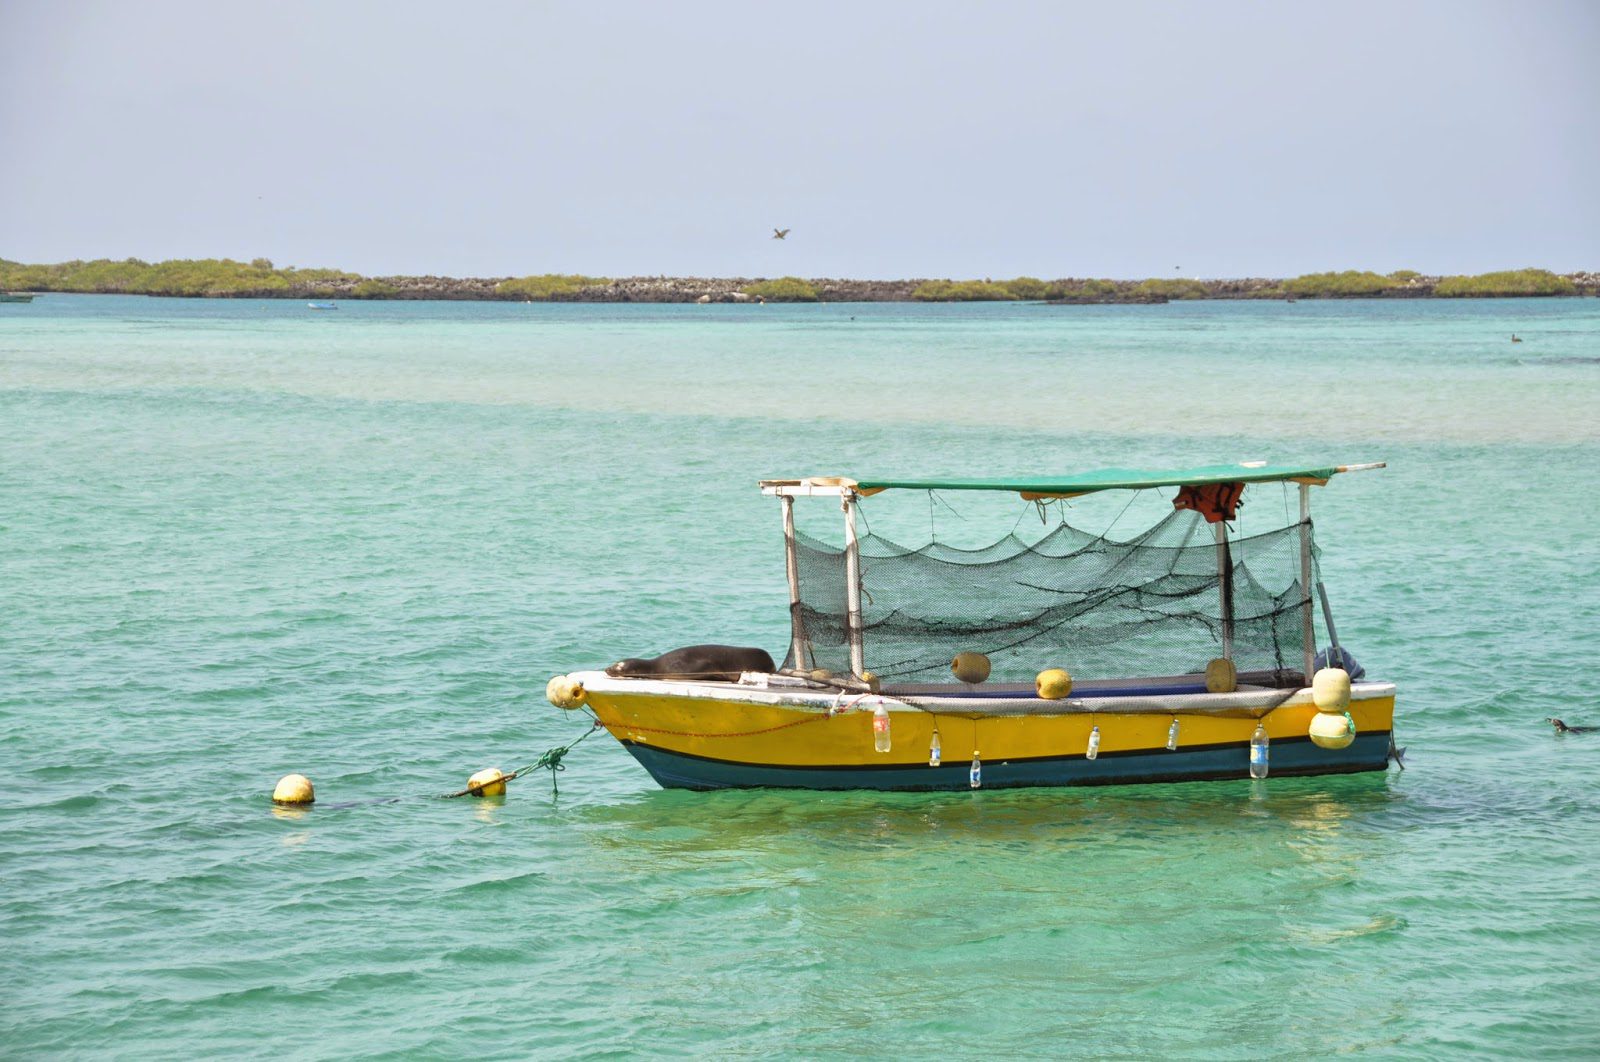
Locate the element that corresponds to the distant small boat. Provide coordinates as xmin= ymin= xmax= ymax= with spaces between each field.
xmin=307 ymin=301 xmax=338 ymax=310
xmin=0 ymin=293 xmax=35 ymax=303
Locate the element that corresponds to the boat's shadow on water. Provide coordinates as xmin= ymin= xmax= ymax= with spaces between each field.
xmin=571 ymin=773 xmax=1404 ymax=859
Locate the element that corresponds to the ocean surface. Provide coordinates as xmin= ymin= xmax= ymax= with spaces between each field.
xmin=3 ymin=294 xmax=1599 ymax=1058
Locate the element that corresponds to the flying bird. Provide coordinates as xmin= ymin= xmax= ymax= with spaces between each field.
xmin=772 ymin=228 xmax=790 ymax=240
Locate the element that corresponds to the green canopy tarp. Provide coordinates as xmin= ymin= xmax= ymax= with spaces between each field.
xmin=853 ymin=462 xmax=1351 ymax=497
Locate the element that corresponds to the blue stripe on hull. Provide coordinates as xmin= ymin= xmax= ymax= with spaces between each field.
xmin=621 ymin=733 xmax=1393 ymax=791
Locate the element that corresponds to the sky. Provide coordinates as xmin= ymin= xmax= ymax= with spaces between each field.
xmin=2 ymin=0 xmax=1596 ymax=279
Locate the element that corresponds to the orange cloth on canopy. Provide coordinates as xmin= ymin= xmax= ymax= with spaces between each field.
xmin=1172 ymin=482 xmax=1245 ymax=523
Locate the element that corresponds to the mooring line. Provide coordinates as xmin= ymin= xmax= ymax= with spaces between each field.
xmin=441 ymin=715 xmax=605 ymax=798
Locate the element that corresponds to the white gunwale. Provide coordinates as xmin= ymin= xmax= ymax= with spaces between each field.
xmin=572 ymin=670 xmax=1396 ymax=719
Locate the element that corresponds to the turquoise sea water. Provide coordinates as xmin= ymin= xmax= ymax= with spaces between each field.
xmin=3 ymin=294 xmax=1599 ymax=1057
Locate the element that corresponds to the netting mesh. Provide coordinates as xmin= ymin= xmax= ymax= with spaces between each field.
xmin=785 ymin=509 xmax=1317 ymax=684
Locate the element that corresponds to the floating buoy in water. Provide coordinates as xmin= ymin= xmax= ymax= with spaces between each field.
xmin=1312 ymin=667 xmax=1352 ymax=711
xmin=1035 ymin=667 xmax=1073 ymax=700
xmin=545 ymin=675 xmax=588 ymax=710
xmin=951 ymin=652 xmax=991 ymax=684
xmin=466 ymin=767 xmax=507 ymax=797
xmin=1205 ymin=657 xmax=1237 ymax=693
xmin=272 ymin=774 xmax=315 ymax=805
xmin=1309 ymin=709 xmax=1357 ymax=750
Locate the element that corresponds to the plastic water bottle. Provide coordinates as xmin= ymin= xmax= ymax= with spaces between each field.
xmin=1166 ymin=718 xmax=1181 ymax=751
xmin=872 ymin=704 xmax=891 ymax=753
xmin=969 ymin=752 xmax=982 ymax=788
xmin=1086 ymin=725 xmax=1101 ymax=761
xmin=1249 ymin=722 xmax=1270 ymax=779
xmin=928 ymin=730 xmax=942 ymax=767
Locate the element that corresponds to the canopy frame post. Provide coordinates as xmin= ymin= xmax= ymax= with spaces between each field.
xmin=1215 ymin=521 xmax=1234 ymax=661
xmin=781 ymin=495 xmax=810 ymax=669
xmin=1299 ymin=483 xmax=1316 ymax=682
xmin=842 ymin=491 xmax=865 ymax=677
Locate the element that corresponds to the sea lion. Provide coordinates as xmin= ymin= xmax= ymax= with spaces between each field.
xmin=606 ymin=644 xmax=777 ymax=683
xmin=1548 ymin=717 xmax=1597 ymax=734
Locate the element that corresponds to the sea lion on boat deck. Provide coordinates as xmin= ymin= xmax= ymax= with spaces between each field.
xmin=605 ymin=645 xmax=777 ymax=683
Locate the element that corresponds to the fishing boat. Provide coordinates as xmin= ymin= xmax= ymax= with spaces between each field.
xmin=0 ymin=293 xmax=35 ymax=303
xmin=307 ymin=301 xmax=338 ymax=310
xmin=548 ymin=463 xmax=1400 ymax=791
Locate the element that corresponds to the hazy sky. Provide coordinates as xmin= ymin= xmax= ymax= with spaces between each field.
xmin=2 ymin=0 xmax=1596 ymax=278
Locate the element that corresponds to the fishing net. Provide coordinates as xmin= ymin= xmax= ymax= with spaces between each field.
xmin=785 ymin=508 xmax=1318 ymax=685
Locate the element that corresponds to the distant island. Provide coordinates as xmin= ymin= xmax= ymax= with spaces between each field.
xmin=3 ymin=257 xmax=1596 ymax=303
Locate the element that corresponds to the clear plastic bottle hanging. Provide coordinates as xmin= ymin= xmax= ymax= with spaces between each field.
xmin=1249 ymin=722 xmax=1270 ymax=779
xmin=929 ymin=728 xmax=942 ymax=767
xmin=872 ymin=703 xmax=891 ymax=754
xmin=969 ymin=751 xmax=982 ymax=788
xmin=1086 ymin=725 xmax=1101 ymax=761
xmin=1166 ymin=718 xmax=1181 ymax=751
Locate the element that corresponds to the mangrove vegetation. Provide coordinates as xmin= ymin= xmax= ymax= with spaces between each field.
xmin=495 ymin=274 xmax=608 ymax=300
xmin=0 ymin=257 xmax=361 ymax=297
xmin=1434 ymin=269 xmax=1576 ymax=297
xmin=741 ymin=277 xmax=820 ymax=302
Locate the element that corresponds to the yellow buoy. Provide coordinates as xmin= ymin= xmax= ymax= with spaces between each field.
xmin=1312 ymin=667 xmax=1351 ymax=711
xmin=545 ymin=675 xmax=587 ymax=710
xmin=1309 ymin=710 xmax=1357 ymax=750
xmin=951 ymin=652 xmax=992 ymax=685
xmin=1205 ymin=657 xmax=1237 ymax=694
xmin=467 ymin=767 xmax=507 ymax=797
xmin=272 ymin=773 xmax=315 ymax=805
xmin=1035 ymin=667 xmax=1073 ymax=700
xmin=860 ymin=670 xmax=882 ymax=693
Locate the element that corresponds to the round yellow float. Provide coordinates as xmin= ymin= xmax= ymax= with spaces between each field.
xmin=1035 ymin=668 xmax=1073 ymax=700
xmin=1309 ymin=710 xmax=1357 ymax=750
xmin=546 ymin=675 xmax=588 ymax=710
xmin=467 ymin=767 xmax=507 ymax=797
xmin=1312 ymin=667 xmax=1352 ymax=711
xmin=951 ymin=652 xmax=992 ymax=684
xmin=272 ymin=773 xmax=315 ymax=805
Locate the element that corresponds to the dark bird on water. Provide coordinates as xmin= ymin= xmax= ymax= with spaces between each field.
xmin=1511 ymin=334 xmax=1522 ymax=343
xmin=1548 ymin=717 xmax=1597 ymax=733
xmin=772 ymin=228 xmax=790 ymax=240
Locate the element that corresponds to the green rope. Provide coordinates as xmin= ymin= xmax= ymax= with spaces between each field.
xmin=444 ymin=715 xmax=603 ymax=798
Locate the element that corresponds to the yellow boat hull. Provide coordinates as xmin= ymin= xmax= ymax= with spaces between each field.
xmin=573 ymin=672 xmax=1398 ymax=791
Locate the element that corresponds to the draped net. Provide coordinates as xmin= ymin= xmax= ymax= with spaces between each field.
xmin=784 ymin=509 xmax=1317 ymax=685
